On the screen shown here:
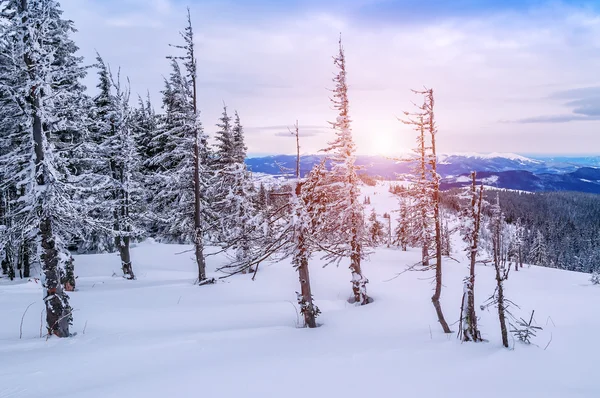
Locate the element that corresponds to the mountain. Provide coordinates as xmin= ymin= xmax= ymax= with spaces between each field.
xmin=441 ymin=168 xmax=600 ymax=193
xmin=246 ymin=152 xmax=579 ymax=178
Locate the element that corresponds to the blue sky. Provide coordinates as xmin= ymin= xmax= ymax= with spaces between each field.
xmin=59 ymin=0 xmax=600 ymax=155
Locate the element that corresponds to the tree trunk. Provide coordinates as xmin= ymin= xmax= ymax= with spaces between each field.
xmin=22 ymin=242 xmax=30 ymax=278
xmin=495 ymin=267 xmax=509 ymax=348
xmin=26 ymin=22 xmax=71 ymax=334
xmin=350 ymin=225 xmax=369 ymax=305
xmin=296 ymin=230 xmax=317 ymax=328
xmin=429 ymin=89 xmax=451 ymax=334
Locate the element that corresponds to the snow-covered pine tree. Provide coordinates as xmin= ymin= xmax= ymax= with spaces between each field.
xmin=216 ymin=122 xmax=321 ymax=327
xmin=212 ymin=108 xmax=258 ymax=274
xmin=401 ymin=88 xmax=451 ymax=333
xmin=153 ymin=9 xmax=212 ymax=284
xmin=487 ymin=194 xmax=511 ymax=347
xmin=368 ymin=208 xmax=385 ymax=246
xmin=232 ymin=110 xmax=247 ymax=164
xmin=528 ymin=229 xmax=547 ymax=267
xmin=591 ymin=268 xmax=600 ymax=285
xmin=88 ymin=54 xmax=145 ymax=279
xmin=319 ymin=37 xmax=370 ymax=305
xmin=0 ymin=0 xmax=91 ymax=336
xmin=382 ymin=212 xmax=392 ymax=248
xmin=393 ymin=198 xmax=410 ymax=251
xmin=458 ymin=172 xmax=483 ymax=342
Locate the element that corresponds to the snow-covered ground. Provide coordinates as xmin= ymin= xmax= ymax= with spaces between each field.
xmin=1 ymin=182 xmax=598 ymax=398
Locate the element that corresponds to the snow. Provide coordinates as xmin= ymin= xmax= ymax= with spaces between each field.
xmin=438 ymin=152 xmax=542 ymax=164
xmin=481 ymin=175 xmax=499 ymax=184
xmin=1 ymin=182 xmax=598 ymax=398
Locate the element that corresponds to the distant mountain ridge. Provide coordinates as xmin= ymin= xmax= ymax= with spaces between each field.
xmin=245 ymin=152 xmax=600 ymax=193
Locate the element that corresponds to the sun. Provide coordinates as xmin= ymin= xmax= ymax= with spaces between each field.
xmin=369 ymin=130 xmax=397 ymax=156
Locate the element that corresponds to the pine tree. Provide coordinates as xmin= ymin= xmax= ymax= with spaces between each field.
xmin=368 ymin=209 xmax=385 ymax=246
xmin=232 ymin=110 xmax=247 ymax=164
xmin=88 ymin=55 xmax=144 ymax=279
xmin=0 ymin=0 xmax=90 ymax=336
xmin=528 ymin=229 xmax=547 ymax=267
xmin=401 ymin=88 xmax=451 ymax=333
xmin=319 ymin=37 xmax=370 ymax=305
xmin=212 ymin=108 xmax=258 ymax=275
xmin=485 ymin=194 xmax=511 ymax=348
xmin=458 ymin=172 xmax=483 ymax=342
xmin=161 ymin=9 xmax=212 ymax=284
xmin=393 ymin=198 xmax=410 ymax=251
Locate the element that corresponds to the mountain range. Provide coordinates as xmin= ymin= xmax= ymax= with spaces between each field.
xmin=245 ymin=153 xmax=600 ymax=193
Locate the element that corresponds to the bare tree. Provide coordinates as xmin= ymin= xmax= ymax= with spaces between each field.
xmin=401 ymin=89 xmax=451 ymax=333
xmin=458 ymin=172 xmax=484 ymax=342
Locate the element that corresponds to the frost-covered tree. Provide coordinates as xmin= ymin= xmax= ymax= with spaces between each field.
xmin=483 ymin=194 xmax=512 ymax=348
xmin=232 ymin=110 xmax=247 ymax=164
xmin=393 ymin=199 xmax=410 ymax=251
xmin=212 ymin=108 xmax=258 ymax=274
xmin=217 ymin=123 xmax=321 ymax=327
xmin=591 ymin=268 xmax=600 ymax=285
xmin=528 ymin=229 xmax=548 ymax=267
xmin=318 ymin=37 xmax=370 ymax=305
xmin=401 ymin=88 xmax=451 ymax=333
xmin=458 ymin=172 xmax=483 ymax=342
xmin=149 ymin=10 xmax=212 ymax=284
xmin=368 ymin=209 xmax=385 ymax=246
xmin=0 ymin=0 xmax=91 ymax=336
xmin=87 ymin=55 xmax=145 ymax=279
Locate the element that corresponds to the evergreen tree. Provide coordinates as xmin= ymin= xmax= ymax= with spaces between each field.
xmin=0 ymin=0 xmax=90 ymax=336
xmin=88 ymin=55 xmax=144 ymax=279
xmin=368 ymin=209 xmax=385 ymax=246
xmin=528 ymin=230 xmax=548 ymax=267
xmin=458 ymin=172 xmax=483 ymax=342
xmin=319 ymin=37 xmax=370 ymax=305
xmin=152 ymin=9 xmax=212 ymax=284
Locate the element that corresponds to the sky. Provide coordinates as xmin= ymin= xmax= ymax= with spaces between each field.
xmin=58 ymin=0 xmax=600 ymax=156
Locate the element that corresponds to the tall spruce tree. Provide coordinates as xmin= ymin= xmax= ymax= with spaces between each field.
xmin=401 ymin=89 xmax=451 ymax=333
xmin=150 ymin=9 xmax=212 ymax=284
xmin=458 ymin=172 xmax=484 ymax=342
xmin=320 ymin=37 xmax=370 ymax=305
xmin=0 ymin=0 xmax=90 ymax=336
xmin=88 ymin=54 xmax=144 ymax=279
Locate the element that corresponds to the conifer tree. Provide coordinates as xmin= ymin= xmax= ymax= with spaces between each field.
xmin=88 ymin=54 xmax=144 ymax=279
xmin=528 ymin=229 xmax=548 ymax=267
xmin=368 ymin=209 xmax=385 ymax=246
xmin=401 ymin=88 xmax=451 ymax=333
xmin=320 ymin=37 xmax=370 ymax=305
xmin=0 ymin=0 xmax=90 ymax=336
xmin=458 ymin=172 xmax=483 ymax=342
xmin=150 ymin=10 xmax=212 ymax=284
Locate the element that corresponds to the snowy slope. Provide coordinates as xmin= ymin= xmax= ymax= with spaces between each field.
xmin=1 ymin=182 xmax=598 ymax=398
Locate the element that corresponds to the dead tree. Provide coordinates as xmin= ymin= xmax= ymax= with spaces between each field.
xmin=482 ymin=194 xmax=512 ymax=347
xmin=402 ymin=88 xmax=451 ymax=333
xmin=458 ymin=172 xmax=484 ymax=342
xmin=216 ymin=122 xmax=320 ymax=328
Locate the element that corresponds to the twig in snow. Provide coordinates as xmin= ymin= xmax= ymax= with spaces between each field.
xmin=83 ymin=320 xmax=88 ymax=335
xmin=286 ymin=300 xmax=301 ymax=328
xmin=177 ymin=296 xmax=182 ymax=305
xmin=174 ymin=248 xmax=195 ymax=255
xmin=20 ymin=302 xmax=36 ymax=339
xmin=544 ymin=333 xmax=553 ymax=351
xmin=39 ymin=309 xmax=44 ymax=338
xmin=429 ymin=325 xmax=433 ymax=340
xmin=546 ymin=316 xmax=556 ymax=327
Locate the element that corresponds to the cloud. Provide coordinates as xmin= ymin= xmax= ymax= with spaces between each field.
xmin=513 ymin=86 xmax=600 ymax=123
xmin=58 ymin=0 xmax=600 ymax=154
